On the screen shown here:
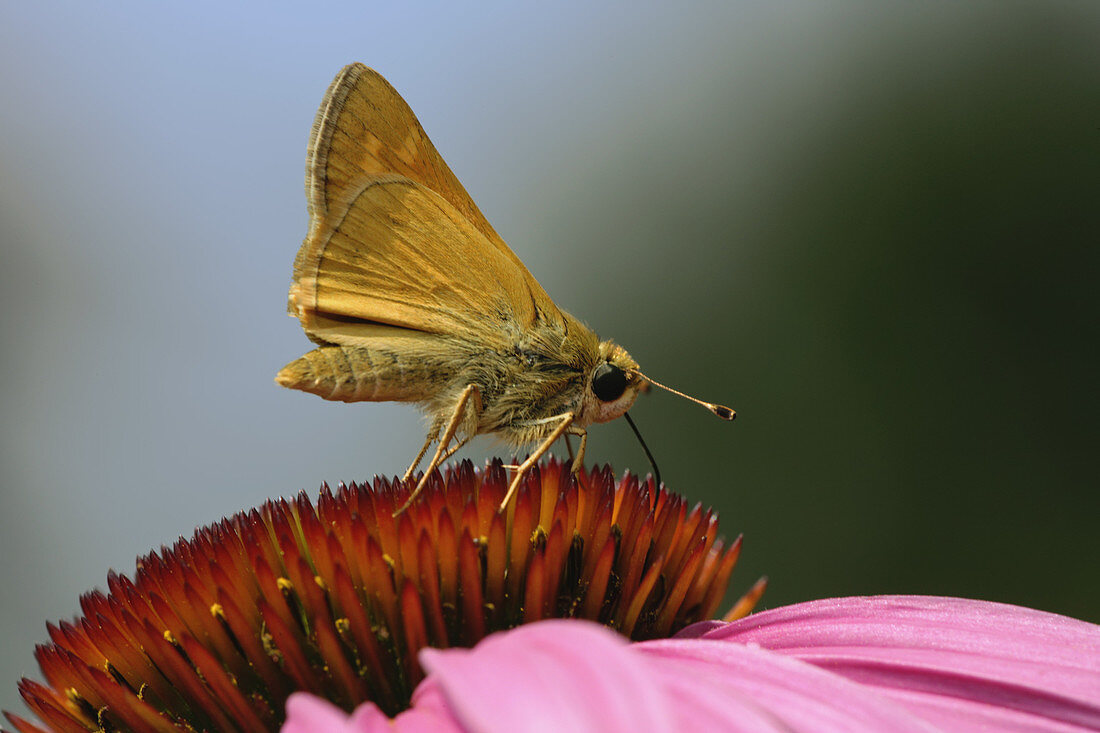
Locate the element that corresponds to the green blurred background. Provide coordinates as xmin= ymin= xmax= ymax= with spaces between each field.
xmin=2 ymin=0 xmax=1098 ymax=717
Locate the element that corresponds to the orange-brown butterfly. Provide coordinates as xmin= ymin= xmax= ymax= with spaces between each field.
xmin=277 ymin=63 xmax=733 ymax=514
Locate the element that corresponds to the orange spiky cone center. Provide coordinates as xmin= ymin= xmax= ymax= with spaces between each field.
xmin=5 ymin=459 xmax=752 ymax=732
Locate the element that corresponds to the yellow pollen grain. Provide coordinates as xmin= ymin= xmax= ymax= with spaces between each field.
xmin=277 ymin=577 xmax=294 ymax=592
xmin=261 ymin=632 xmax=280 ymax=660
xmin=313 ymin=575 xmax=328 ymax=591
xmin=163 ymin=630 xmax=177 ymax=645
xmin=210 ymin=602 xmax=225 ymax=619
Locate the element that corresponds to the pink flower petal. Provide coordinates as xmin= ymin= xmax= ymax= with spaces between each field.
xmin=285 ymin=597 xmax=1100 ymax=732
xmin=346 ymin=701 xmax=391 ymax=730
xmin=284 ymin=692 xmax=373 ymax=733
xmin=284 ymin=690 xmax=463 ymax=733
xmin=639 ymin=639 xmax=934 ymax=732
xmin=692 ymin=595 xmax=1100 ymax=732
xmin=420 ymin=618 xmax=940 ymax=732
xmin=418 ymin=620 xmax=676 ymax=732
xmin=387 ymin=684 xmax=467 ymax=732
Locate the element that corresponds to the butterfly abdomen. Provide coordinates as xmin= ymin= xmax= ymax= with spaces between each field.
xmin=276 ymin=344 xmax=443 ymax=403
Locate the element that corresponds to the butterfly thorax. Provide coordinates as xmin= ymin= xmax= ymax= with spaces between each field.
xmin=416 ymin=311 xmax=599 ymax=446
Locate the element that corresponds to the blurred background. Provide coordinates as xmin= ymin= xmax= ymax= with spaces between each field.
xmin=2 ymin=0 xmax=1098 ymax=717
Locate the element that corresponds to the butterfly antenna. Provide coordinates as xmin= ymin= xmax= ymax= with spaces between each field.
xmin=623 ymin=412 xmax=661 ymax=489
xmin=630 ymin=370 xmax=736 ymax=420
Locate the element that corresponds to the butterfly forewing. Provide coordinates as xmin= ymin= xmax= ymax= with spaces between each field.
xmin=292 ymin=62 xmax=562 ymax=344
xmin=303 ymin=62 xmax=499 ymax=245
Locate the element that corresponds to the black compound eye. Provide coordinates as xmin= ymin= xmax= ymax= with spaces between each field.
xmin=591 ymin=363 xmax=628 ymax=402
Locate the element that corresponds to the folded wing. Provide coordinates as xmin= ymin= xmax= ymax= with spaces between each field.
xmin=291 ymin=63 xmax=560 ymax=344
xmin=292 ymin=175 xmax=545 ymax=345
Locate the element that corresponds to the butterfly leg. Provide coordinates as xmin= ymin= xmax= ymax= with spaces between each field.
xmin=395 ymin=384 xmax=481 ymax=516
xmin=498 ymin=412 xmax=576 ymax=512
xmin=440 ymin=434 xmax=473 ymax=462
xmin=402 ymin=418 xmax=443 ymax=484
xmin=403 ymin=418 xmax=474 ymax=482
xmin=569 ymin=428 xmax=588 ymax=475
xmin=504 ymin=422 xmax=583 ymax=471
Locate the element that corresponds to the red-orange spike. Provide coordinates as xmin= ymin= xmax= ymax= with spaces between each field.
xmin=43 ymin=622 xmax=94 ymax=673
xmin=541 ymin=521 xmax=567 ymax=617
xmin=345 ymin=517 xmax=372 ymax=589
xmin=393 ymin=517 xmax=418 ymax=586
xmin=679 ymin=541 xmax=721 ymax=620
xmin=652 ymin=494 xmax=685 ymax=562
xmin=700 ymin=535 xmax=745 ymax=620
xmin=417 ymin=531 xmax=448 ymax=647
xmin=111 ymin=608 xmax=190 ymax=710
xmin=137 ymin=622 xmax=235 ymax=732
xmin=614 ymin=474 xmax=645 ymax=547
xmin=291 ymin=555 xmax=329 ymax=630
xmin=178 ymin=633 xmax=272 ymax=732
xmin=367 ymin=538 xmax=401 ymax=637
xmin=666 ymin=503 xmax=705 ymax=576
xmin=398 ymin=580 xmax=429 ymax=687
xmin=3 ymin=710 xmax=53 ymax=733
xmin=256 ymin=596 xmax=320 ymax=695
xmin=329 ymin=563 xmax=397 ymax=708
xmin=300 ymin=499 xmax=336 ymax=582
xmin=459 ymin=496 xmax=479 ymax=542
xmin=507 ymin=483 xmax=535 ymax=603
xmin=14 ymin=679 xmax=85 ymax=733
xmin=523 ymin=550 xmax=546 ymax=624
xmin=458 ymin=528 xmax=487 ymax=644
xmin=436 ymin=510 xmax=459 ymax=609
xmin=373 ymin=487 xmax=400 ymax=560
xmin=573 ymin=468 xmax=596 ymax=539
xmin=311 ymin=608 xmax=368 ymax=710
xmin=549 ymin=489 xmax=570 ymax=544
xmin=580 ymin=495 xmax=614 ymax=583
xmin=562 ymin=477 xmax=579 ymax=540
xmin=619 ymin=513 xmax=655 ymax=604
xmin=89 ymin=662 xmax=183 ymax=733
xmin=93 ymin=612 xmax=167 ymax=703
xmin=181 ymin=583 xmax=239 ymax=667
xmin=485 ymin=511 xmax=508 ymax=619
xmin=477 ymin=461 xmax=507 ymax=531
xmin=656 ymin=535 xmax=709 ymax=635
xmin=214 ymin=588 xmax=291 ymax=702
xmin=581 ymin=535 xmax=616 ymax=621
xmin=724 ymin=576 xmax=769 ymax=622
xmin=442 ymin=464 xmax=466 ymax=526
xmin=620 ymin=554 xmax=664 ymax=637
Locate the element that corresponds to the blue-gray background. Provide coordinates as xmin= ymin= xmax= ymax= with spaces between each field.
xmin=2 ymin=1 xmax=1098 ymax=718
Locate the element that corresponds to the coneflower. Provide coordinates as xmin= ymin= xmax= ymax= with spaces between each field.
xmin=7 ymin=460 xmax=1100 ymax=732
xmin=5 ymin=459 xmax=756 ymax=732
